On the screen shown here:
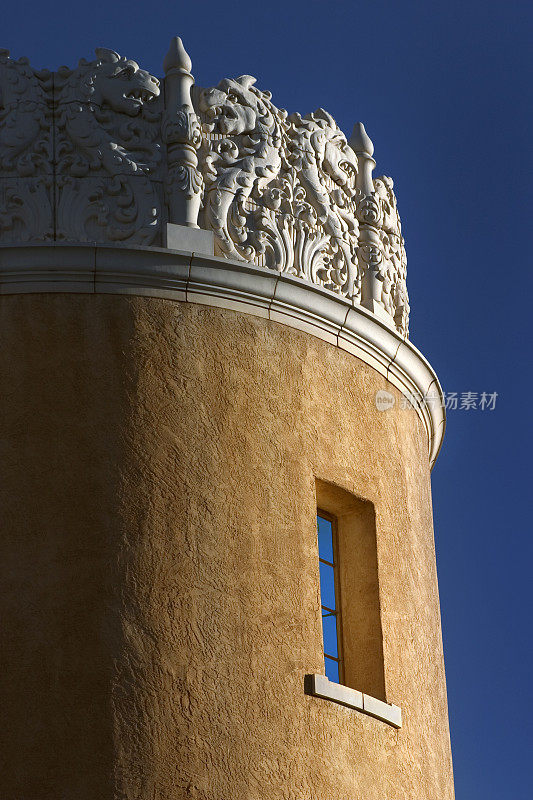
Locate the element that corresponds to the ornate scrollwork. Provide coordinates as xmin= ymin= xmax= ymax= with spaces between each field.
xmin=55 ymin=176 xmax=159 ymax=245
xmin=0 ymin=39 xmax=410 ymax=335
xmin=0 ymin=178 xmax=53 ymax=242
xmin=0 ymin=50 xmax=53 ymax=241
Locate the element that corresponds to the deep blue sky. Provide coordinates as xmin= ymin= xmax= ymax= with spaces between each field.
xmin=5 ymin=1 xmax=532 ymax=797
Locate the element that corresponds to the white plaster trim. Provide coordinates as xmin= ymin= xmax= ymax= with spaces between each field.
xmin=0 ymin=243 xmax=445 ymax=467
xmin=163 ymin=224 xmax=214 ymax=255
xmin=304 ymin=674 xmax=402 ymax=729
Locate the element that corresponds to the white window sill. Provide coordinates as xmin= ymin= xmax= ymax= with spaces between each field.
xmin=304 ymin=674 xmax=402 ymax=729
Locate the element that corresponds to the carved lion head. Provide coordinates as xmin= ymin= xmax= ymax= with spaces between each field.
xmin=196 ymin=75 xmax=276 ymax=136
xmin=59 ymin=48 xmax=160 ymax=116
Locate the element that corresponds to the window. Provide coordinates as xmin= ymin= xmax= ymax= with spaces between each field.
xmin=317 ymin=512 xmax=343 ymax=683
xmin=315 ymin=479 xmax=386 ymax=701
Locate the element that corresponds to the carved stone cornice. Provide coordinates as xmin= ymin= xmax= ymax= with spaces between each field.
xmin=0 ymin=242 xmax=445 ymax=467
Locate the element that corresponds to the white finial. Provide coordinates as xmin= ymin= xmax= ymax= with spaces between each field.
xmin=163 ymin=36 xmax=192 ymax=76
xmin=349 ymin=122 xmax=374 ymax=157
xmin=349 ymin=122 xmax=375 ymax=195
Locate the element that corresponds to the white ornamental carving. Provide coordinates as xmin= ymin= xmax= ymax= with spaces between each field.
xmin=0 ymin=50 xmax=54 ymax=241
xmin=53 ymin=49 xmax=163 ymax=244
xmin=0 ymin=39 xmax=410 ymax=336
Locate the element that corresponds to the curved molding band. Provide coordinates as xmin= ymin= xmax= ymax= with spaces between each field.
xmin=0 ymin=243 xmax=445 ymax=467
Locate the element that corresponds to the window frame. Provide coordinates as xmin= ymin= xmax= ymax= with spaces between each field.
xmin=317 ymin=509 xmax=345 ymax=685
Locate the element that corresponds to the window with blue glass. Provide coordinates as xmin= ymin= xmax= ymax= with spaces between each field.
xmin=317 ymin=511 xmax=343 ymax=683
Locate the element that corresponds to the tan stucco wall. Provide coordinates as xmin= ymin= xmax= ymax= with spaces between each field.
xmin=0 ymin=293 xmax=454 ymax=800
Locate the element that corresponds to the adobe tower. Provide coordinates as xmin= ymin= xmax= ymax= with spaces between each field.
xmin=0 ymin=38 xmax=454 ymax=799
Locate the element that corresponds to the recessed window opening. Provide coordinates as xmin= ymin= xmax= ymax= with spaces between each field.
xmin=315 ymin=479 xmax=386 ymax=701
xmin=317 ymin=511 xmax=343 ymax=683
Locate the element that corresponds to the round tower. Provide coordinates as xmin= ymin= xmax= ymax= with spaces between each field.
xmin=0 ymin=39 xmax=454 ymax=800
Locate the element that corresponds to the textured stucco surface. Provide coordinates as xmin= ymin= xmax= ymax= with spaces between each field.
xmin=0 ymin=294 xmax=454 ymax=800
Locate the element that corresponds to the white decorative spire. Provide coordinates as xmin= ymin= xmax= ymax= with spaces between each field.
xmin=349 ymin=122 xmax=375 ymax=195
xmin=163 ymin=36 xmax=203 ymax=228
xmin=349 ymin=123 xmax=388 ymax=321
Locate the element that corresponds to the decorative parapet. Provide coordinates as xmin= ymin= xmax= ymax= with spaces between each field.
xmin=0 ymin=39 xmax=410 ymax=336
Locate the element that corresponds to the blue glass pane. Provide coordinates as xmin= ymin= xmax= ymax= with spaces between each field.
xmin=319 ymin=561 xmax=336 ymax=610
xmin=321 ymin=611 xmax=338 ymax=658
xmin=317 ymin=515 xmax=334 ymax=563
xmin=325 ymin=657 xmax=339 ymax=683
